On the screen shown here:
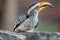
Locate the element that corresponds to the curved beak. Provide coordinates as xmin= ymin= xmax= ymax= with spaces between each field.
xmin=37 ymin=2 xmax=54 ymax=12
xmin=40 ymin=2 xmax=53 ymax=8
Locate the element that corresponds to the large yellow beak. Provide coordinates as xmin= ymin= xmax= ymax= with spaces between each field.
xmin=37 ymin=2 xmax=53 ymax=12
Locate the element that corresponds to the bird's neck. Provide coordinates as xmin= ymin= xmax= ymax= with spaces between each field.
xmin=33 ymin=9 xmax=38 ymax=18
xmin=33 ymin=13 xmax=38 ymax=18
xmin=28 ymin=9 xmax=39 ymax=18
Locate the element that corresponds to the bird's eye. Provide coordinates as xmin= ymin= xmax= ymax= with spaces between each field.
xmin=35 ymin=6 xmax=38 ymax=9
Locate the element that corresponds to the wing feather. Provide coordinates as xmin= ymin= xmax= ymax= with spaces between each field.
xmin=13 ymin=14 xmax=29 ymax=30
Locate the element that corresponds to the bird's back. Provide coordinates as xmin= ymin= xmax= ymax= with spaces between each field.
xmin=13 ymin=14 xmax=29 ymax=31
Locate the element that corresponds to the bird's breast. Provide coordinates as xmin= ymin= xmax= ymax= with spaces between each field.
xmin=29 ymin=15 xmax=38 ymax=27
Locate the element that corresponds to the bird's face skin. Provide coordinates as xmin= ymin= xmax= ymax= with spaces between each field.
xmin=36 ymin=2 xmax=53 ymax=13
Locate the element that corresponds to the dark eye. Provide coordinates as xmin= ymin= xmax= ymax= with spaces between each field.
xmin=35 ymin=6 xmax=38 ymax=9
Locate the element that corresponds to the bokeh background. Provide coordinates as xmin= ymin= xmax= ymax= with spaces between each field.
xmin=0 ymin=0 xmax=60 ymax=32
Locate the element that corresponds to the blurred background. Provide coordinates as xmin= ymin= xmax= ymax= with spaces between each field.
xmin=0 ymin=0 xmax=60 ymax=32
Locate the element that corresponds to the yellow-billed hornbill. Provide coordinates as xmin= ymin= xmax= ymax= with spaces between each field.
xmin=13 ymin=2 xmax=53 ymax=32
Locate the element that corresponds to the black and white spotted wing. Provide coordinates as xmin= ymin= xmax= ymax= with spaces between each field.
xmin=13 ymin=14 xmax=29 ymax=31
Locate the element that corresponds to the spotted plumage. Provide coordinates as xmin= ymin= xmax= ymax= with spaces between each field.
xmin=13 ymin=14 xmax=29 ymax=31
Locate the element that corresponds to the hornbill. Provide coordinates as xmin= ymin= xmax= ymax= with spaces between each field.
xmin=13 ymin=2 xmax=53 ymax=32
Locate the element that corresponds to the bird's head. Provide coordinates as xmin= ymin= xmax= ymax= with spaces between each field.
xmin=28 ymin=2 xmax=53 ymax=15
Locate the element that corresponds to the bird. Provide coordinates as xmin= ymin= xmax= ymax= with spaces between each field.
xmin=13 ymin=2 xmax=53 ymax=33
